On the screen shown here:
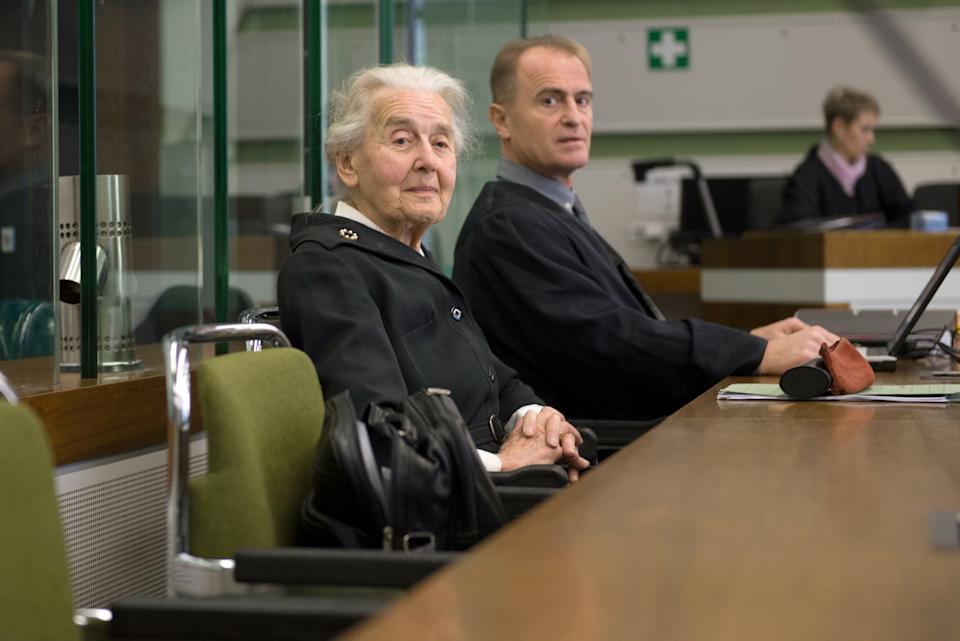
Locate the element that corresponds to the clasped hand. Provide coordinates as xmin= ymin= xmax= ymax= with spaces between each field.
xmin=497 ymin=406 xmax=590 ymax=483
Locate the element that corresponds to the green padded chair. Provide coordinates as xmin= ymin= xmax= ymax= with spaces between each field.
xmin=188 ymin=347 xmax=322 ymax=558
xmin=165 ymin=322 xmax=309 ymax=594
xmin=164 ymin=323 xmax=454 ymax=598
xmin=0 ymin=385 xmax=384 ymax=641
xmin=0 ymin=401 xmax=83 ymax=641
xmin=0 ymin=398 xmax=114 ymax=641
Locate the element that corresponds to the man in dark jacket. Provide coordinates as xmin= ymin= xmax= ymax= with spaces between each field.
xmin=453 ymin=36 xmax=837 ymax=421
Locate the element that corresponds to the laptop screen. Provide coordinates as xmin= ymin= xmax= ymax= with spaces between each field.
xmin=887 ymin=234 xmax=960 ymax=356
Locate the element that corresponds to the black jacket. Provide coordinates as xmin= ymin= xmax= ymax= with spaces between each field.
xmin=778 ymin=146 xmax=913 ymax=225
xmin=278 ymin=213 xmax=539 ymax=449
xmin=453 ymin=180 xmax=766 ymax=421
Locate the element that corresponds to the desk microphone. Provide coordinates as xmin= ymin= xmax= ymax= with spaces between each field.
xmin=779 ymin=358 xmax=832 ymax=399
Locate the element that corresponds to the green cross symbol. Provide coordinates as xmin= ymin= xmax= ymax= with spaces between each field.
xmin=648 ymin=27 xmax=690 ymax=71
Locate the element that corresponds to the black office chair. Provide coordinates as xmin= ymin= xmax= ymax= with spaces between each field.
xmin=913 ymin=182 xmax=960 ymax=226
xmin=133 ymin=284 xmax=255 ymax=345
xmin=747 ymin=176 xmax=789 ymax=231
xmin=0 ymin=299 xmax=55 ymax=360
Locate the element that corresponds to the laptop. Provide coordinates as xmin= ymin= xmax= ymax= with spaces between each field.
xmin=795 ymin=234 xmax=960 ymax=358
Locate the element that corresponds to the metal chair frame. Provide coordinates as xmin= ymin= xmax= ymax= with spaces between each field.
xmin=163 ymin=322 xmax=291 ymax=596
xmin=0 ymin=369 xmax=18 ymax=404
xmin=238 ymin=307 xmax=281 ymax=351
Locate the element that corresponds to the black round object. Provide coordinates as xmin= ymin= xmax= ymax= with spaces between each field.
xmin=779 ymin=359 xmax=832 ymax=399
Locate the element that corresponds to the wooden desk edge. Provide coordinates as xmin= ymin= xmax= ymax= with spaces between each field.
xmin=22 ymin=374 xmax=169 ymax=467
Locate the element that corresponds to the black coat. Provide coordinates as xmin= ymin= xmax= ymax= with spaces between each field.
xmin=778 ymin=146 xmax=913 ymax=225
xmin=453 ymin=180 xmax=766 ymax=421
xmin=278 ymin=213 xmax=539 ymax=450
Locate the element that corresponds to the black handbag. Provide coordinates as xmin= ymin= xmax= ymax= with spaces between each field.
xmin=299 ymin=388 xmax=507 ymax=552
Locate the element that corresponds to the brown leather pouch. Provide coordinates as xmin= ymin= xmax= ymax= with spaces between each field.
xmin=820 ymin=337 xmax=875 ymax=395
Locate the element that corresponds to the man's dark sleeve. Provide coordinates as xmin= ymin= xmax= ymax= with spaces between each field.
xmin=457 ymin=207 xmax=766 ymax=419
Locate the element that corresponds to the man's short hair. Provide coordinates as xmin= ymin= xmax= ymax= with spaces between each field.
xmin=490 ymin=35 xmax=592 ymax=105
xmin=822 ymin=86 xmax=879 ymax=131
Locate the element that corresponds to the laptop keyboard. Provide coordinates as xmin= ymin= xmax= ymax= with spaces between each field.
xmin=862 ymin=345 xmax=889 ymax=356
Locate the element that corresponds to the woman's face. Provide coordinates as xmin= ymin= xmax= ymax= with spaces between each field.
xmin=337 ymin=89 xmax=457 ymax=241
xmin=830 ymin=110 xmax=877 ymax=163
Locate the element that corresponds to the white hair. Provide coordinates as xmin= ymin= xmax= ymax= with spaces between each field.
xmin=324 ymin=63 xmax=475 ymax=167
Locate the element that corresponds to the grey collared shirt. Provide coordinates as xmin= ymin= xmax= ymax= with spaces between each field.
xmin=496 ymin=158 xmax=586 ymax=222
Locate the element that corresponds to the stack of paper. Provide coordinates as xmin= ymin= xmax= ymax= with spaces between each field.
xmin=717 ymin=383 xmax=960 ymax=403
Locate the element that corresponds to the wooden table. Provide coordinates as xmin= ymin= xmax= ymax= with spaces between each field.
xmin=340 ymin=360 xmax=960 ymax=641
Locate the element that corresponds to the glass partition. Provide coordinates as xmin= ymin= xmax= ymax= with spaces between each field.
xmin=230 ymin=0 xmax=306 ymax=314
xmin=0 ymin=0 xmax=57 ymax=386
xmin=314 ymin=0 xmax=380 ymax=212
xmin=89 ymin=1 xmax=206 ymax=364
xmin=401 ymin=0 xmax=526 ymax=273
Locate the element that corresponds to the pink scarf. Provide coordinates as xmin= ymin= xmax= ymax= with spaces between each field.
xmin=817 ymin=140 xmax=866 ymax=198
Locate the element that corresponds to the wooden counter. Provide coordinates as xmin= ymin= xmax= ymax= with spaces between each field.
xmin=3 ymin=343 xmax=207 ymax=466
xmin=631 ymin=267 xmax=702 ymax=320
xmin=339 ymin=360 xmax=960 ymax=641
xmin=700 ymin=230 xmax=960 ymax=328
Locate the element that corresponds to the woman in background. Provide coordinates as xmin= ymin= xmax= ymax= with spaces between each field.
xmin=778 ymin=86 xmax=913 ymax=225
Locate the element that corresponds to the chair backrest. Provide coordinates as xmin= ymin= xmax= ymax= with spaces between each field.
xmin=163 ymin=323 xmax=323 ymax=595
xmin=189 ymin=347 xmax=325 ymax=558
xmin=0 ymin=403 xmax=80 ymax=641
xmin=748 ymin=176 xmax=788 ymax=231
xmin=913 ymin=182 xmax=960 ymax=226
xmin=0 ymin=299 xmax=55 ymax=360
xmin=135 ymin=285 xmax=255 ymax=344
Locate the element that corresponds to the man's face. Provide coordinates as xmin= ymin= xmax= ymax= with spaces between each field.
xmin=491 ymin=46 xmax=593 ymax=186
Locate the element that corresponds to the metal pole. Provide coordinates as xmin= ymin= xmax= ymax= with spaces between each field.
xmin=379 ymin=0 xmax=393 ymax=64
xmin=407 ymin=0 xmax=424 ymax=65
xmin=213 ymin=0 xmax=228 ymax=331
xmin=308 ymin=0 xmax=325 ymax=209
xmin=78 ymin=0 xmax=97 ymax=378
xmin=520 ymin=0 xmax=528 ymax=38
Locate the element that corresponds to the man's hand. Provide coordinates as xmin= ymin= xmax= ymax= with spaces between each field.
xmin=751 ymin=316 xmax=811 ymax=341
xmin=499 ymin=407 xmax=590 ymax=483
xmin=756 ymin=324 xmax=841 ymax=375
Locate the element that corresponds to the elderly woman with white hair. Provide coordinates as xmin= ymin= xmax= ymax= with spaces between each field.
xmin=278 ymin=64 xmax=589 ymax=480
